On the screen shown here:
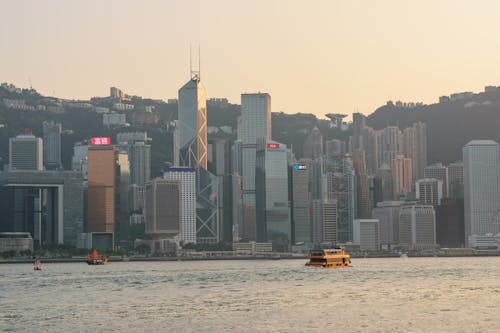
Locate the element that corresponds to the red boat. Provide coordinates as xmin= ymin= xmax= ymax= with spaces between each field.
xmin=86 ymin=249 xmax=108 ymax=265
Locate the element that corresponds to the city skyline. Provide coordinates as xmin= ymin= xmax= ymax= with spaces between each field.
xmin=3 ymin=1 xmax=500 ymax=119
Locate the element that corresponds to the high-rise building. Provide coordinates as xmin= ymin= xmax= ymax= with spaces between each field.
xmin=145 ymin=178 xmax=180 ymax=237
xmin=42 ymin=121 xmax=62 ymax=170
xmin=9 ymin=134 xmax=43 ymax=171
xmin=463 ymin=140 xmax=500 ymax=247
xmin=291 ymin=159 xmax=312 ymax=243
xmin=177 ymin=74 xmax=207 ymax=169
xmin=163 ymin=167 xmax=196 ymax=244
xmin=255 ymin=140 xmax=290 ymax=250
xmin=372 ymin=201 xmax=404 ymax=248
xmin=351 ymin=113 xmax=366 ymax=151
xmin=401 ymin=122 xmax=427 ymax=181
xmin=87 ymin=144 xmax=117 ymax=234
xmin=373 ymin=163 xmax=393 ymax=203
xmin=448 ymin=162 xmax=464 ymax=199
xmin=325 ymin=155 xmax=355 ymax=243
xmin=416 ymin=178 xmax=443 ymax=206
xmin=363 ymin=127 xmax=379 ymax=174
xmin=377 ymin=126 xmax=401 ymax=167
xmin=398 ymin=204 xmax=436 ymax=250
xmin=424 ymin=163 xmax=448 ymax=197
xmin=129 ymin=141 xmax=151 ymax=186
xmin=391 ymin=155 xmax=412 ymax=199
xmin=208 ymin=139 xmax=233 ymax=242
xmin=311 ymin=199 xmax=337 ymax=245
xmin=240 ymin=93 xmax=272 ymax=240
xmin=435 ymin=198 xmax=465 ymax=248
xmin=71 ymin=141 xmax=88 ymax=180
xmin=303 ymin=126 xmax=323 ymax=159
xmin=116 ymin=150 xmax=130 ymax=245
xmin=353 ymin=219 xmax=380 ymax=251
xmin=352 ymin=150 xmax=371 ymax=219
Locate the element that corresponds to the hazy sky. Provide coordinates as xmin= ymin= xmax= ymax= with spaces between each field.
xmin=2 ymin=1 xmax=500 ymax=119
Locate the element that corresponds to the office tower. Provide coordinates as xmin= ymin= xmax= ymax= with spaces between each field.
xmin=373 ymin=163 xmax=393 ymax=203
xmin=363 ymin=127 xmax=378 ymax=174
xmin=351 ymin=113 xmax=366 ymax=150
xmin=42 ymin=121 xmax=62 ymax=170
xmin=448 ymin=162 xmax=464 ymax=199
xmin=325 ymin=156 xmax=355 ymax=243
xmin=145 ymin=178 xmax=180 ymax=237
xmin=398 ymin=204 xmax=436 ymax=250
xmin=377 ymin=126 xmax=401 ymax=167
xmin=241 ymin=93 xmax=272 ymax=240
xmin=208 ymin=139 xmax=233 ymax=242
xmin=177 ymin=73 xmax=207 ymax=169
xmin=424 ymin=163 xmax=448 ymax=197
xmin=353 ymin=219 xmax=380 ymax=251
xmin=291 ymin=159 xmax=312 ymax=243
xmin=352 ymin=150 xmax=371 ymax=219
xmin=463 ymin=140 xmax=500 ymax=247
xmin=163 ymin=167 xmax=196 ymax=244
xmin=129 ymin=183 xmax=145 ymax=212
xmin=87 ymin=144 xmax=117 ymax=234
xmin=311 ymin=199 xmax=337 ymax=244
xmin=129 ymin=141 xmax=151 ymax=186
xmin=71 ymin=142 xmax=89 ymax=180
xmin=9 ymin=134 xmax=43 ymax=171
xmin=412 ymin=122 xmax=427 ymax=181
xmin=416 ymin=178 xmax=443 ymax=206
xmin=255 ymin=140 xmax=290 ymax=250
xmin=303 ymin=126 xmax=323 ymax=159
xmin=372 ymin=201 xmax=404 ymax=248
xmin=435 ymin=198 xmax=465 ymax=248
xmin=391 ymin=155 xmax=412 ymax=199
xmin=325 ymin=139 xmax=344 ymax=160
xmin=116 ymin=150 xmax=130 ymax=245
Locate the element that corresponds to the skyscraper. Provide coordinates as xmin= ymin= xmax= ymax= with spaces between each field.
xmin=463 ymin=140 xmax=500 ymax=247
xmin=255 ymin=139 xmax=290 ymax=250
xmin=291 ymin=159 xmax=312 ymax=243
xmin=416 ymin=178 xmax=443 ymax=206
xmin=163 ymin=167 xmax=196 ymax=244
xmin=351 ymin=112 xmax=366 ymax=151
xmin=352 ymin=150 xmax=371 ymax=219
xmin=145 ymin=178 xmax=180 ymax=237
xmin=177 ymin=73 xmax=207 ymax=169
xmin=448 ymin=162 xmax=464 ymax=199
xmin=240 ymin=93 xmax=272 ymax=240
xmin=42 ymin=121 xmax=62 ymax=170
xmin=87 ymin=144 xmax=117 ymax=234
xmin=402 ymin=122 xmax=427 ymax=181
xmin=129 ymin=141 xmax=151 ymax=187
xmin=399 ymin=204 xmax=436 ymax=250
xmin=424 ymin=163 xmax=448 ymax=197
xmin=391 ymin=155 xmax=412 ymax=199
xmin=303 ymin=126 xmax=323 ymax=159
xmin=9 ymin=134 xmax=43 ymax=171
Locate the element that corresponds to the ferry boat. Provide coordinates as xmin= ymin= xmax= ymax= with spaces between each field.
xmin=305 ymin=247 xmax=351 ymax=268
xmin=33 ymin=258 xmax=42 ymax=271
xmin=86 ymin=249 xmax=108 ymax=265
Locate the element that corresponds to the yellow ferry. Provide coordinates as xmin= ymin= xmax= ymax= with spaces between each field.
xmin=305 ymin=247 xmax=351 ymax=268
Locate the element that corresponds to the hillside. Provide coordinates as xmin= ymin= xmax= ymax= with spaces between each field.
xmin=367 ymin=88 xmax=500 ymax=164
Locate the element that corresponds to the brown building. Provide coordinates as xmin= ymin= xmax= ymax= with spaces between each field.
xmin=87 ymin=145 xmax=117 ymax=234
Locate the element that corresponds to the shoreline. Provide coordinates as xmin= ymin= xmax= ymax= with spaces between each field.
xmin=2 ymin=252 xmax=500 ymax=264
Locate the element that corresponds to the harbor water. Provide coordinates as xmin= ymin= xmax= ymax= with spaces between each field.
xmin=1 ymin=257 xmax=500 ymax=332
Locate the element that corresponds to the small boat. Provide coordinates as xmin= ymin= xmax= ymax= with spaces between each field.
xmin=305 ymin=247 xmax=351 ymax=268
xmin=86 ymin=249 xmax=108 ymax=265
xmin=33 ymin=258 xmax=43 ymax=271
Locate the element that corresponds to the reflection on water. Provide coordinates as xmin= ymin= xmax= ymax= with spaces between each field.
xmin=1 ymin=257 xmax=500 ymax=332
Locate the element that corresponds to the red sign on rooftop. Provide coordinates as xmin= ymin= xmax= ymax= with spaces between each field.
xmin=267 ymin=143 xmax=280 ymax=150
xmin=91 ymin=137 xmax=111 ymax=145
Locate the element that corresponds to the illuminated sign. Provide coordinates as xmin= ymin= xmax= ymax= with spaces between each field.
xmin=293 ymin=164 xmax=307 ymax=171
xmin=91 ymin=137 xmax=111 ymax=145
xmin=267 ymin=143 xmax=280 ymax=150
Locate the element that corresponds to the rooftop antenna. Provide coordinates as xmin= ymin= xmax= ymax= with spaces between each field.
xmin=189 ymin=44 xmax=200 ymax=81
